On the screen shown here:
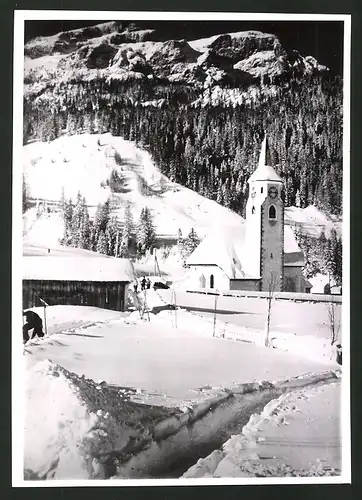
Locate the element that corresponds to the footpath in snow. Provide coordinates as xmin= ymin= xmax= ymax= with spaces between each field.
xmin=183 ymin=381 xmax=341 ymax=478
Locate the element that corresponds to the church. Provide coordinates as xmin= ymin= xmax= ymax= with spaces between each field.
xmin=186 ymin=136 xmax=307 ymax=293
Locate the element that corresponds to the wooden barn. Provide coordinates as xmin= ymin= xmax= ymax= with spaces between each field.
xmin=23 ymin=244 xmax=135 ymax=311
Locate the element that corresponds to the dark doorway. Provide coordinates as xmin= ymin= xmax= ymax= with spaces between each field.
xmin=210 ymin=274 xmax=214 ymax=289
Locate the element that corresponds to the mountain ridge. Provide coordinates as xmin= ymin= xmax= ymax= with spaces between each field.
xmin=24 ymin=23 xmax=329 ymax=93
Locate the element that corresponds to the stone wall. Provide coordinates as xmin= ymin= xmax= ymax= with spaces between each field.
xmin=283 ymin=266 xmax=305 ymax=293
xmin=260 ymin=199 xmax=284 ymax=292
xmin=230 ymin=279 xmax=261 ymax=291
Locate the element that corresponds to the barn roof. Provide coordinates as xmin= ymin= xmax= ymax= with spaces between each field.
xmin=186 ymin=225 xmax=304 ymax=279
xmin=23 ymin=244 xmax=135 ymax=282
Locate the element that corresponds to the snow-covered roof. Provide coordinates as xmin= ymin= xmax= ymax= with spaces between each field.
xmin=186 ymin=225 xmax=259 ymax=279
xmin=24 ymin=243 xmax=112 ymax=258
xmin=23 ymin=245 xmax=135 ymax=282
xmin=283 ymin=226 xmax=305 ymax=267
xmin=248 ymin=165 xmax=282 ymax=183
xmin=186 ymin=224 xmax=304 ymax=279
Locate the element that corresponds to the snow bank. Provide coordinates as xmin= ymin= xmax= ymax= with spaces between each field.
xmin=24 ymin=359 xmax=158 ymax=480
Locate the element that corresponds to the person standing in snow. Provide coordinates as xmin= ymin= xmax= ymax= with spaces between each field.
xmin=146 ymin=278 xmax=151 ymax=290
xmin=141 ymin=277 xmax=146 ymax=291
xmin=133 ymin=280 xmax=138 ymax=294
xmin=23 ymin=310 xmax=44 ymax=344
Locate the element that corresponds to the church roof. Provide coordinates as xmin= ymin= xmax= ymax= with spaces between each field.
xmin=283 ymin=226 xmax=305 ymax=266
xmin=248 ymin=164 xmax=283 ymax=183
xmin=186 ymin=225 xmax=304 ymax=279
xmin=186 ymin=225 xmax=258 ymax=279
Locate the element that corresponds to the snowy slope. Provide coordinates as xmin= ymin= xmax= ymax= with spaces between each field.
xmin=284 ymin=206 xmax=342 ymax=238
xmin=23 ymin=133 xmax=340 ymax=252
xmin=23 ymin=133 xmax=243 ymax=244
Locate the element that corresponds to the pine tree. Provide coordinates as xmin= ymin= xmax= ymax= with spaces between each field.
xmin=295 ymin=189 xmax=301 ymax=208
xmin=79 ymin=197 xmax=91 ymax=249
xmin=60 ymin=186 xmax=66 ymax=215
xmin=71 ymin=191 xmax=84 ymax=247
xmin=136 ymin=206 xmax=155 ymax=255
xmin=96 ymin=230 xmax=108 ymax=254
xmin=105 ymin=217 xmax=119 ymax=256
xmin=177 ymin=228 xmax=187 ymax=265
xmin=120 ymin=202 xmax=133 ymax=257
xmin=334 ymin=236 xmax=343 ymax=286
xmin=22 ymin=175 xmax=30 ymax=213
xmin=329 ymin=229 xmax=342 ymax=285
xmin=183 ymin=228 xmax=200 ymax=260
xmin=61 ymin=198 xmax=74 ymax=246
xmin=317 ymin=230 xmax=328 ymax=271
xmin=94 ymin=199 xmax=111 ymax=235
xmin=216 ymin=180 xmax=224 ymax=205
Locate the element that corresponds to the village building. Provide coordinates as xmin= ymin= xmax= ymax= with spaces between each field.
xmin=187 ymin=136 xmax=307 ymax=293
xmin=23 ymin=244 xmax=135 ymax=311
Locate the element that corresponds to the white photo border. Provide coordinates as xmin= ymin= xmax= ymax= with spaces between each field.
xmin=12 ymin=10 xmax=351 ymax=487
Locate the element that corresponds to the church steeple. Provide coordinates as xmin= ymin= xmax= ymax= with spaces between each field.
xmin=245 ymin=132 xmax=284 ymax=292
xmin=248 ymin=135 xmax=282 ymax=184
xmin=258 ymin=134 xmax=267 ymax=168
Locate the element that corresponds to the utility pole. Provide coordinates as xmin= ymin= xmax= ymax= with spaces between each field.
xmin=213 ymin=290 xmax=219 ymax=337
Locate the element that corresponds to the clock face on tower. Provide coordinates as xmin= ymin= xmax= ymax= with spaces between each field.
xmin=268 ymin=186 xmax=278 ymax=199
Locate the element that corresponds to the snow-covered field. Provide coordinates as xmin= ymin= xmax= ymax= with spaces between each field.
xmin=24 ymin=291 xmax=339 ymax=405
xmin=157 ymin=289 xmax=342 ymax=341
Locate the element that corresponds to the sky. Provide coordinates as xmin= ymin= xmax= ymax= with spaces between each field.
xmin=24 ymin=20 xmax=344 ymax=75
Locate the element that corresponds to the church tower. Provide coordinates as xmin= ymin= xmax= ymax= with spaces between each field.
xmin=245 ymin=136 xmax=284 ymax=291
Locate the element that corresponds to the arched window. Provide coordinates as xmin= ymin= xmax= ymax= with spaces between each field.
xmin=210 ymin=274 xmax=214 ymax=289
xmin=268 ymin=205 xmax=277 ymax=220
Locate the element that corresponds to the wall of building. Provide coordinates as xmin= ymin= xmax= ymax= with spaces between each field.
xmin=283 ymin=267 xmax=305 ymax=293
xmin=260 ymin=196 xmax=284 ymax=292
xmin=230 ymin=279 xmax=261 ymax=291
xmin=23 ymin=280 xmax=127 ymax=311
xmin=188 ymin=265 xmax=230 ymax=290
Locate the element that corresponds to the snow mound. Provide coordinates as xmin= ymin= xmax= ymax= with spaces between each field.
xmin=24 ymin=359 xmax=150 ymax=480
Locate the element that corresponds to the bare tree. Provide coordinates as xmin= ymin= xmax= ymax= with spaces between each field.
xmin=213 ymin=290 xmax=219 ymax=337
xmin=326 ymin=298 xmax=341 ymax=346
xmin=265 ymin=272 xmax=278 ymax=348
